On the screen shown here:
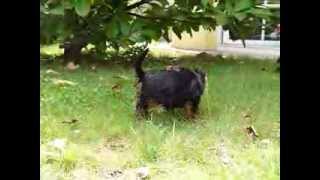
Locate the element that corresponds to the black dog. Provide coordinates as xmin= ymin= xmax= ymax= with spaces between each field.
xmin=134 ymin=48 xmax=207 ymax=119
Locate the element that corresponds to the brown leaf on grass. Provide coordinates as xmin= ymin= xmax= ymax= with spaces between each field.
xmin=62 ymin=119 xmax=78 ymax=124
xmin=245 ymin=126 xmax=259 ymax=140
xmin=45 ymin=69 xmax=60 ymax=75
xmin=99 ymin=168 xmax=124 ymax=179
xmin=111 ymin=84 xmax=121 ymax=93
xmin=113 ymin=75 xmax=130 ymax=81
xmin=52 ymin=79 xmax=77 ymax=86
xmin=90 ymin=64 xmax=97 ymax=71
xmin=243 ymin=113 xmax=251 ymax=118
xmin=241 ymin=110 xmax=254 ymax=122
xmin=241 ymin=109 xmax=253 ymax=118
xmin=65 ymin=62 xmax=80 ymax=71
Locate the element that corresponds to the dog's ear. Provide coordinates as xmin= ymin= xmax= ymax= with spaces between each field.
xmin=194 ymin=68 xmax=201 ymax=75
xmin=195 ymin=69 xmax=206 ymax=78
xmin=194 ymin=69 xmax=207 ymax=85
xmin=195 ymin=68 xmax=204 ymax=74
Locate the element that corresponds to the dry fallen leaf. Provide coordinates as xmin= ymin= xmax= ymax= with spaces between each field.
xmin=91 ymin=64 xmax=97 ymax=71
xmin=52 ymin=79 xmax=77 ymax=86
xmin=111 ymin=84 xmax=121 ymax=92
xmin=62 ymin=119 xmax=78 ymax=124
xmin=245 ymin=126 xmax=259 ymax=140
xmin=45 ymin=69 xmax=60 ymax=75
xmin=113 ymin=75 xmax=130 ymax=80
xmin=243 ymin=113 xmax=251 ymax=118
xmin=65 ymin=62 xmax=80 ymax=71
xmin=136 ymin=167 xmax=149 ymax=179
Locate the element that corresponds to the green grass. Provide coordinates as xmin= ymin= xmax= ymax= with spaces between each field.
xmin=41 ymin=43 xmax=63 ymax=56
xmin=40 ymin=47 xmax=279 ymax=180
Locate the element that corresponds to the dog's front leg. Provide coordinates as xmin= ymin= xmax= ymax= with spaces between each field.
xmin=184 ymin=101 xmax=196 ymax=120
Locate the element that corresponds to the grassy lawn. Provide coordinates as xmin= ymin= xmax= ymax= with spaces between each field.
xmin=40 ymin=46 xmax=279 ymax=180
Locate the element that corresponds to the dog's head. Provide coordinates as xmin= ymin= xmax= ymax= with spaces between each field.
xmin=189 ymin=68 xmax=207 ymax=97
xmin=194 ymin=68 xmax=207 ymax=87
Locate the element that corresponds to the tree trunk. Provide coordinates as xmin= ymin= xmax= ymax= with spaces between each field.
xmin=60 ymin=35 xmax=88 ymax=64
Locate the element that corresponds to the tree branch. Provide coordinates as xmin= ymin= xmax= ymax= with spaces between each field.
xmin=127 ymin=12 xmax=196 ymax=24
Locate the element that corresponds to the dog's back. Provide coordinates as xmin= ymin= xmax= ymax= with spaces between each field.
xmin=142 ymin=69 xmax=205 ymax=108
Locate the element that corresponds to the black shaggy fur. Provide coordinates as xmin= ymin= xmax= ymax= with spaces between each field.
xmin=134 ymin=48 xmax=207 ymax=119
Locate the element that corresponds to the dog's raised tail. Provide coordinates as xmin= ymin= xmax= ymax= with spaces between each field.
xmin=134 ymin=48 xmax=149 ymax=81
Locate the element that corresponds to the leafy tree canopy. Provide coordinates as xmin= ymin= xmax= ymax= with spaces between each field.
xmin=40 ymin=0 xmax=278 ymax=60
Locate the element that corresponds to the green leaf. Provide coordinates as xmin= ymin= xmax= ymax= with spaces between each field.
xmin=74 ymin=0 xmax=91 ymax=17
xmin=119 ymin=21 xmax=131 ymax=36
xmin=157 ymin=0 xmax=169 ymax=6
xmin=130 ymin=19 xmax=146 ymax=33
xmin=185 ymin=27 xmax=193 ymax=37
xmin=40 ymin=5 xmax=48 ymax=14
xmin=111 ymin=0 xmax=122 ymax=8
xmin=106 ymin=18 xmax=120 ymax=39
xmin=249 ymin=8 xmax=273 ymax=20
xmin=142 ymin=29 xmax=159 ymax=39
xmin=225 ymin=0 xmax=234 ymax=13
xmin=129 ymin=32 xmax=145 ymax=42
xmin=234 ymin=0 xmax=253 ymax=12
xmin=162 ymin=30 xmax=170 ymax=42
xmin=129 ymin=20 xmax=161 ymax=42
xmin=191 ymin=24 xmax=200 ymax=32
xmin=105 ymin=4 xmax=113 ymax=10
xmin=117 ymin=14 xmax=131 ymax=36
xmin=226 ymin=18 xmax=258 ymax=47
xmin=215 ymin=13 xmax=229 ymax=26
xmin=172 ymin=27 xmax=182 ymax=39
xmin=234 ymin=12 xmax=248 ymax=21
xmin=48 ymin=4 xmax=65 ymax=15
xmin=146 ymin=2 xmax=166 ymax=17
xmin=201 ymin=0 xmax=208 ymax=7
xmin=63 ymin=0 xmax=74 ymax=9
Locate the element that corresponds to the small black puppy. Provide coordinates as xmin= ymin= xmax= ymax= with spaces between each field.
xmin=134 ymin=48 xmax=207 ymax=119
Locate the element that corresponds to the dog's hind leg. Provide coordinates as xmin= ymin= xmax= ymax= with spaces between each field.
xmin=191 ymin=98 xmax=200 ymax=114
xmin=136 ymin=97 xmax=148 ymax=118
